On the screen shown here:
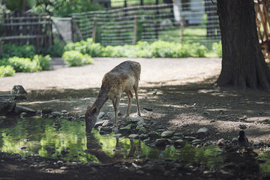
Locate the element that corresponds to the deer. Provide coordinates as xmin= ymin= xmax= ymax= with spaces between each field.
xmin=85 ymin=61 xmax=141 ymax=133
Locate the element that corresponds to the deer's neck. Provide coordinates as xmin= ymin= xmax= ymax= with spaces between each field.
xmin=92 ymin=87 xmax=109 ymax=113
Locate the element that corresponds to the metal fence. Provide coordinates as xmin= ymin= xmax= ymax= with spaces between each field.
xmin=70 ymin=0 xmax=220 ymax=49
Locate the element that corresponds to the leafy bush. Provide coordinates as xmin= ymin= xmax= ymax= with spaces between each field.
xmin=0 ymin=65 xmax=15 ymax=77
xmin=41 ymin=38 xmax=64 ymax=57
xmin=8 ymin=57 xmax=41 ymax=72
xmin=33 ymin=55 xmax=51 ymax=70
xmin=1 ymin=43 xmax=36 ymax=59
xmin=212 ymin=41 xmax=222 ymax=57
xmin=65 ymin=38 xmax=103 ymax=57
xmin=62 ymin=51 xmax=94 ymax=66
xmin=64 ymin=39 xmax=208 ymax=58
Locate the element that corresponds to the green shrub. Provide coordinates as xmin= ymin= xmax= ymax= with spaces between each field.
xmin=65 ymin=38 xmax=103 ymax=57
xmin=0 ymin=65 xmax=15 ymax=77
xmin=212 ymin=41 xmax=222 ymax=57
xmin=8 ymin=56 xmax=41 ymax=72
xmin=1 ymin=43 xmax=36 ymax=59
xmin=63 ymin=39 xmax=208 ymax=58
xmin=33 ymin=55 xmax=51 ymax=70
xmin=41 ymin=38 xmax=64 ymax=57
xmin=62 ymin=51 xmax=94 ymax=66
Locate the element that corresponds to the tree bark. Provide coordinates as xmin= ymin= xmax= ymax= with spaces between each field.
xmin=216 ymin=0 xmax=270 ymax=90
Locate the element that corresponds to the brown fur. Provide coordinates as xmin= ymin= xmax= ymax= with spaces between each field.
xmin=85 ymin=61 xmax=141 ymax=132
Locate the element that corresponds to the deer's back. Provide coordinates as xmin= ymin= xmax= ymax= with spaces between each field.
xmin=101 ymin=61 xmax=141 ymax=98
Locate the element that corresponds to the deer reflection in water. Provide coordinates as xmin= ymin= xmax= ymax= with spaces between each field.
xmin=86 ymin=132 xmax=141 ymax=164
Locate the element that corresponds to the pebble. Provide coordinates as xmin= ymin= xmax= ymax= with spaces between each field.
xmin=60 ymin=166 xmax=69 ymax=170
xmin=238 ymin=124 xmax=247 ymax=129
xmin=161 ymin=131 xmax=174 ymax=138
xmin=136 ymin=170 xmax=145 ymax=174
xmin=253 ymin=140 xmax=260 ymax=146
xmin=196 ymin=127 xmax=209 ymax=135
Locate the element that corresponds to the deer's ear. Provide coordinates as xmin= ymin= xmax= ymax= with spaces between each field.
xmin=91 ymin=107 xmax=97 ymax=114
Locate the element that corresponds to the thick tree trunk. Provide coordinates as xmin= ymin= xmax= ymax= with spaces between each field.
xmin=216 ymin=0 xmax=270 ymax=90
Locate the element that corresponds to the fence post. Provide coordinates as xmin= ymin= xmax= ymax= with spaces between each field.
xmin=92 ymin=17 xmax=97 ymax=42
xmin=156 ymin=0 xmax=159 ymax=15
xmin=133 ymin=16 xmax=137 ymax=45
xmin=71 ymin=17 xmax=76 ymax=42
xmin=0 ymin=39 xmax=3 ymax=54
xmin=181 ymin=15 xmax=184 ymax=43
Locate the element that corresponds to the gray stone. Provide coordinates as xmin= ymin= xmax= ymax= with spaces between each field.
xmin=102 ymin=120 xmax=113 ymax=127
xmin=61 ymin=110 xmax=68 ymax=114
xmin=155 ymin=138 xmax=172 ymax=146
xmin=119 ymin=124 xmax=132 ymax=135
xmin=174 ymin=139 xmax=185 ymax=148
xmin=20 ymin=112 xmax=27 ymax=118
xmin=51 ymin=111 xmax=62 ymax=117
xmin=107 ymin=112 xmax=115 ymax=120
xmin=217 ymin=138 xmax=226 ymax=146
xmin=14 ymin=105 xmax=35 ymax=115
xmin=191 ymin=139 xmax=201 ymax=145
xmin=97 ymin=112 xmax=105 ymax=120
xmin=232 ymin=137 xmax=238 ymax=143
xmin=136 ymin=126 xmax=147 ymax=134
xmin=149 ymin=131 xmax=160 ymax=139
xmin=171 ymin=136 xmax=182 ymax=140
xmin=94 ymin=120 xmax=105 ymax=128
xmin=112 ymin=133 xmax=122 ymax=138
xmin=238 ymin=124 xmax=247 ymax=129
xmin=99 ymin=127 xmax=112 ymax=135
xmin=196 ymin=127 xmax=209 ymax=136
xmin=10 ymin=85 xmax=27 ymax=94
xmin=60 ymin=166 xmax=69 ymax=170
xmin=46 ymin=146 xmax=55 ymax=152
xmin=253 ymin=140 xmax=260 ymax=146
xmin=0 ymin=95 xmax=16 ymax=115
xmin=10 ymin=85 xmax=27 ymax=100
xmin=129 ymin=134 xmax=139 ymax=139
xmin=164 ymin=170 xmax=171 ymax=176
xmin=139 ymin=134 xmax=148 ymax=140
xmin=134 ymin=152 xmax=146 ymax=158
xmin=147 ymin=164 xmax=166 ymax=172
xmin=184 ymin=136 xmax=196 ymax=141
xmin=203 ymin=111 xmax=210 ymax=116
xmin=161 ymin=131 xmax=174 ymax=138
xmin=136 ymin=170 xmax=144 ymax=174
xmin=42 ymin=107 xmax=52 ymax=114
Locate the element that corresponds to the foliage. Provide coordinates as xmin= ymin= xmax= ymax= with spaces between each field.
xmin=40 ymin=38 xmax=64 ymax=57
xmin=62 ymin=51 xmax=94 ymax=66
xmin=212 ymin=41 xmax=222 ymax=57
xmin=64 ymin=39 xmax=103 ymax=57
xmin=33 ymin=55 xmax=51 ymax=70
xmin=0 ymin=65 xmax=15 ymax=77
xmin=64 ymin=38 xmax=208 ymax=58
xmin=4 ymin=0 xmax=35 ymax=11
xmin=0 ymin=43 xmax=36 ymax=60
xmin=31 ymin=0 xmax=104 ymax=17
xmin=8 ymin=57 xmax=41 ymax=72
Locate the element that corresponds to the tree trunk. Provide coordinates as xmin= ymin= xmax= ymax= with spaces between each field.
xmin=216 ymin=0 xmax=270 ymax=90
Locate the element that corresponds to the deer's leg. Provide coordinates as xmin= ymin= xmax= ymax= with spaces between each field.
xmin=133 ymin=85 xmax=141 ymax=116
xmin=125 ymin=90 xmax=133 ymax=118
xmin=112 ymin=96 xmax=120 ymax=125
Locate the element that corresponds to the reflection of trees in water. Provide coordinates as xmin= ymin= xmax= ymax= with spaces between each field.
xmin=86 ymin=133 xmax=141 ymax=163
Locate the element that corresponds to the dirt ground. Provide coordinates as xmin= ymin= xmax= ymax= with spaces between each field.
xmin=1 ymin=57 xmax=270 ymax=179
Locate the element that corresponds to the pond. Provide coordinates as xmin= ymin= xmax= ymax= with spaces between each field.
xmin=1 ymin=116 xmax=270 ymax=174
